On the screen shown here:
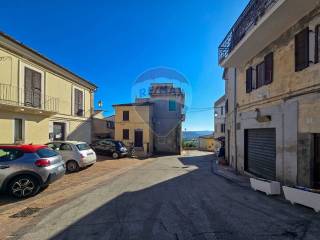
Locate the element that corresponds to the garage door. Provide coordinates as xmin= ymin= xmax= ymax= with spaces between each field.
xmin=245 ymin=128 xmax=276 ymax=180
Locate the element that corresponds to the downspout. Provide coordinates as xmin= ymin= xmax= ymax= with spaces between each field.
xmin=234 ymin=68 xmax=238 ymax=174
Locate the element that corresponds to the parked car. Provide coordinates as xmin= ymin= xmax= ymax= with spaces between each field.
xmin=46 ymin=141 xmax=96 ymax=172
xmin=0 ymin=145 xmax=65 ymax=198
xmin=90 ymin=139 xmax=128 ymax=159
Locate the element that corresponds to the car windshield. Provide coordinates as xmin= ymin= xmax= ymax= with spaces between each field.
xmin=115 ymin=141 xmax=125 ymax=148
xmin=37 ymin=148 xmax=58 ymax=158
xmin=76 ymin=143 xmax=91 ymax=151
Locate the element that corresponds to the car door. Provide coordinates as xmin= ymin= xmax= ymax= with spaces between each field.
xmin=100 ymin=140 xmax=114 ymax=155
xmin=0 ymin=149 xmax=24 ymax=186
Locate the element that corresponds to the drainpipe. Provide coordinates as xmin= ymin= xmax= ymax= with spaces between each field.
xmin=234 ymin=68 xmax=238 ymax=174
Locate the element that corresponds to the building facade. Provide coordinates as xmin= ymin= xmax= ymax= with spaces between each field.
xmin=198 ymin=134 xmax=219 ymax=152
xmin=92 ymin=111 xmax=115 ymax=140
xmin=219 ymin=0 xmax=320 ymax=188
xmin=149 ymin=83 xmax=184 ymax=154
xmin=214 ymin=95 xmax=226 ymax=139
xmin=113 ymin=102 xmax=154 ymax=157
xmin=113 ymin=83 xmax=185 ymax=156
xmin=0 ymin=32 xmax=96 ymax=144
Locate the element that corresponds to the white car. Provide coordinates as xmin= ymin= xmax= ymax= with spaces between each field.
xmin=46 ymin=141 xmax=96 ymax=172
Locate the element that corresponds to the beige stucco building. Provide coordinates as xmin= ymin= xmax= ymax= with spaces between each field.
xmin=214 ymin=95 xmax=226 ymax=139
xmin=219 ymin=0 xmax=320 ymax=188
xmin=92 ymin=111 xmax=115 ymax=140
xmin=113 ymin=102 xmax=154 ymax=157
xmin=113 ymin=83 xmax=185 ymax=157
xmin=0 ymin=32 xmax=96 ymax=144
xmin=198 ymin=135 xmax=220 ymax=152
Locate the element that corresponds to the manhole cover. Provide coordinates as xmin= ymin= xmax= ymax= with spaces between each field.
xmin=10 ymin=207 xmax=41 ymax=218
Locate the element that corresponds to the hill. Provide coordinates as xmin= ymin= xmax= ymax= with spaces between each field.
xmin=183 ymin=131 xmax=213 ymax=140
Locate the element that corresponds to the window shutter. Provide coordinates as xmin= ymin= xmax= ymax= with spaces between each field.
xmin=246 ymin=67 xmax=253 ymax=93
xmin=78 ymin=90 xmax=83 ymax=116
xmin=32 ymin=71 xmax=41 ymax=108
xmin=315 ymin=25 xmax=320 ymax=64
xmin=74 ymin=89 xmax=79 ymax=115
xmin=24 ymin=68 xmax=33 ymax=106
xmin=264 ymin=52 xmax=273 ymax=85
xmin=295 ymin=27 xmax=309 ymax=72
xmin=256 ymin=62 xmax=265 ymax=88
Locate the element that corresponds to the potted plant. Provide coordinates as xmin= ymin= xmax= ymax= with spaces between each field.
xmin=283 ymin=186 xmax=320 ymax=212
xmin=250 ymin=177 xmax=281 ymax=195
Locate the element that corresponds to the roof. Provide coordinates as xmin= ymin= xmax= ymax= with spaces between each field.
xmin=0 ymin=32 xmax=97 ymax=90
xmin=214 ymin=95 xmax=226 ymax=107
xmin=112 ymin=102 xmax=153 ymax=107
xmin=0 ymin=144 xmax=47 ymax=153
xmin=105 ymin=115 xmax=115 ymax=121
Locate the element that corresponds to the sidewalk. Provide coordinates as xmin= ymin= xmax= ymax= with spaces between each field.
xmin=211 ymin=154 xmax=250 ymax=188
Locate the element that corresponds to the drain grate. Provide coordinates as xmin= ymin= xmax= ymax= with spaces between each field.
xmin=10 ymin=207 xmax=41 ymax=218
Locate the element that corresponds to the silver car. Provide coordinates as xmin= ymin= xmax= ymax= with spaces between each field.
xmin=0 ymin=145 xmax=65 ymax=198
xmin=46 ymin=141 xmax=97 ymax=172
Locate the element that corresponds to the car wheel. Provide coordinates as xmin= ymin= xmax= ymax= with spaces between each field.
xmin=9 ymin=175 xmax=40 ymax=198
xmin=112 ymin=152 xmax=119 ymax=159
xmin=66 ymin=160 xmax=79 ymax=173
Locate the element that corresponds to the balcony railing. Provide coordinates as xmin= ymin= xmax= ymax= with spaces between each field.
xmin=0 ymin=83 xmax=59 ymax=113
xmin=218 ymin=0 xmax=279 ymax=64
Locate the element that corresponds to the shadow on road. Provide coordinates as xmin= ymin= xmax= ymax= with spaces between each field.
xmin=19 ymin=152 xmax=320 ymax=240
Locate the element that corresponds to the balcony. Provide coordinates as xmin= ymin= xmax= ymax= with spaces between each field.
xmin=218 ymin=0 xmax=319 ymax=67
xmin=0 ymin=83 xmax=59 ymax=115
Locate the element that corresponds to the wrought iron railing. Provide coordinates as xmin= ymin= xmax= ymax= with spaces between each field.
xmin=218 ymin=0 xmax=279 ymax=64
xmin=0 ymin=83 xmax=59 ymax=112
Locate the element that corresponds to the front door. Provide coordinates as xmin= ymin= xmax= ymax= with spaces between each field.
xmin=53 ymin=122 xmax=65 ymax=141
xmin=314 ymin=134 xmax=320 ymax=188
xmin=134 ymin=130 xmax=143 ymax=148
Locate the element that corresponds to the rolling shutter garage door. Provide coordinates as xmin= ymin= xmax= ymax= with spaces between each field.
xmin=245 ymin=128 xmax=276 ymax=180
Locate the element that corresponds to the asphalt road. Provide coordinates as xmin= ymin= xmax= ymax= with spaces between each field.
xmin=18 ymin=151 xmax=320 ymax=240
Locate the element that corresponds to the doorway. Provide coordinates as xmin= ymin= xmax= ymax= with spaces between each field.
xmin=53 ymin=122 xmax=66 ymax=141
xmin=134 ymin=130 xmax=143 ymax=148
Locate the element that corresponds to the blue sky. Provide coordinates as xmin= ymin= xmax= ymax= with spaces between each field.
xmin=0 ymin=0 xmax=248 ymax=131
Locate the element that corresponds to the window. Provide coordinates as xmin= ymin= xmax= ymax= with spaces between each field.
xmin=256 ymin=62 xmax=265 ymax=88
xmin=0 ymin=149 xmax=24 ymax=162
xmin=264 ymin=52 xmax=274 ymax=85
xmin=24 ymin=67 xmax=41 ymax=108
xmin=123 ymin=129 xmax=129 ymax=140
xmin=14 ymin=118 xmax=23 ymax=142
xmin=59 ymin=143 xmax=72 ymax=151
xmin=37 ymin=148 xmax=58 ymax=158
xmin=225 ymin=99 xmax=228 ymax=113
xmin=221 ymin=124 xmax=225 ymax=133
xmin=221 ymin=107 xmax=224 ymax=115
xmin=74 ymin=88 xmax=84 ymax=116
xmin=169 ymin=100 xmax=177 ymax=111
xmin=106 ymin=121 xmax=114 ymax=129
xmin=315 ymin=25 xmax=320 ymax=64
xmin=246 ymin=67 xmax=253 ymax=93
xmin=76 ymin=143 xmax=91 ymax=151
xmin=123 ymin=111 xmax=129 ymax=121
xmin=295 ymin=27 xmax=309 ymax=72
